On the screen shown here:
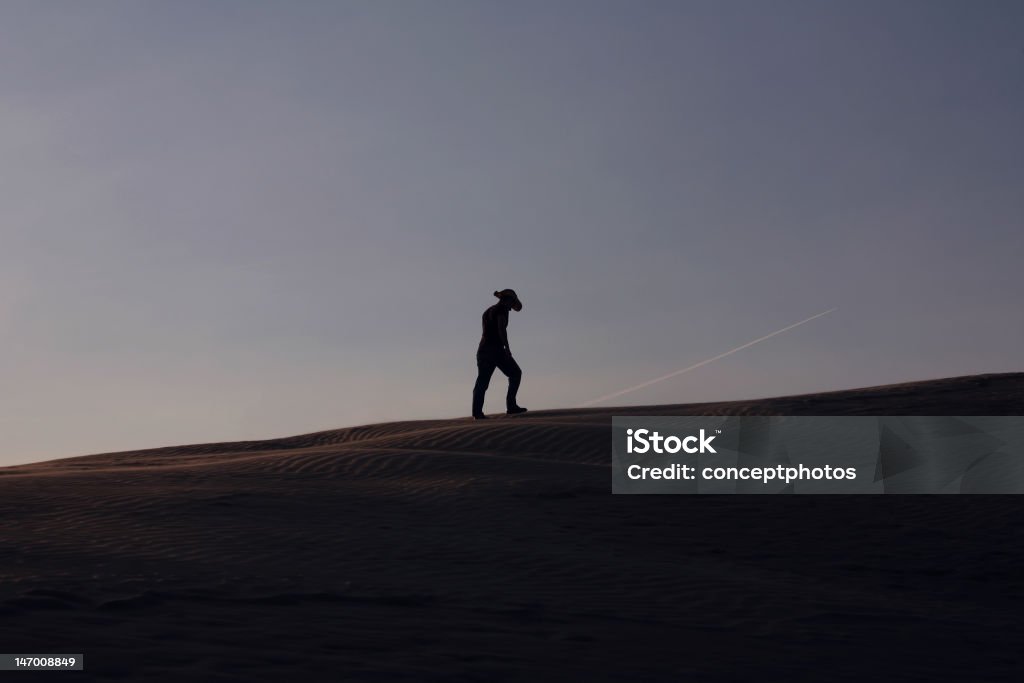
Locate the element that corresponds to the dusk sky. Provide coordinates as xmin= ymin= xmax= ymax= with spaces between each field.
xmin=2 ymin=0 xmax=1022 ymax=465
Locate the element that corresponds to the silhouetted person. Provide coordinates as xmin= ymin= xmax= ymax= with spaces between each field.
xmin=472 ymin=289 xmax=527 ymax=419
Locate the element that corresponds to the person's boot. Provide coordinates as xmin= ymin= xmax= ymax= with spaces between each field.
xmin=473 ymin=412 xmax=489 ymax=420
xmin=506 ymin=406 xmax=528 ymax=415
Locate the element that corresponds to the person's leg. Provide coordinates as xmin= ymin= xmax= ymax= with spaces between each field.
xmin=495 ymin=354 xmax=523 ymax=411
xmin=472 ymin=354 xmax=498 ymax=417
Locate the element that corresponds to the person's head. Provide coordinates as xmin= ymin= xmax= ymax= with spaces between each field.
xmin=494 ymin=289 xmax=522 ymax=312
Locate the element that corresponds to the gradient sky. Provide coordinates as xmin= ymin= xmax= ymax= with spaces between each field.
xmin=2 ymin=0 xmax=1022 ymax=465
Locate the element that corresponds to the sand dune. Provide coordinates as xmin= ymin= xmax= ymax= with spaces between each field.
xmin=1 ymin=373 xmax=1023 ymax=681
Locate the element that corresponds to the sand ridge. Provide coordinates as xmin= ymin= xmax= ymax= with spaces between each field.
xmin=1 ymin=373 xmax=1022 ymax=681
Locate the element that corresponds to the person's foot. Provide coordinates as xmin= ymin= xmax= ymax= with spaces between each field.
xmin=506 ymin=406 xmax=528 ymax=415
xmin=472 ymin=413 xmax=489 ymax=420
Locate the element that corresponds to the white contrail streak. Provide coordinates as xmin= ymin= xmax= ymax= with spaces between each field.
xmin=581 ymin=308 xmax=837 ymax=407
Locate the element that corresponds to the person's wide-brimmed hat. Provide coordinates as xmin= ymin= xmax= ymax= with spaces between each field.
xmin=494 ymin=288 xmax=523 ymax=311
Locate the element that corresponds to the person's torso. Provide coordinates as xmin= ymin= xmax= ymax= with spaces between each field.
xmin=478 ymin=304 xmax=508 ymax=349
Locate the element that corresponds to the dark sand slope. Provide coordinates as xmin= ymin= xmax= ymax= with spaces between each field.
xmin=2 ymin=373 xmax=1023 ymax=682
